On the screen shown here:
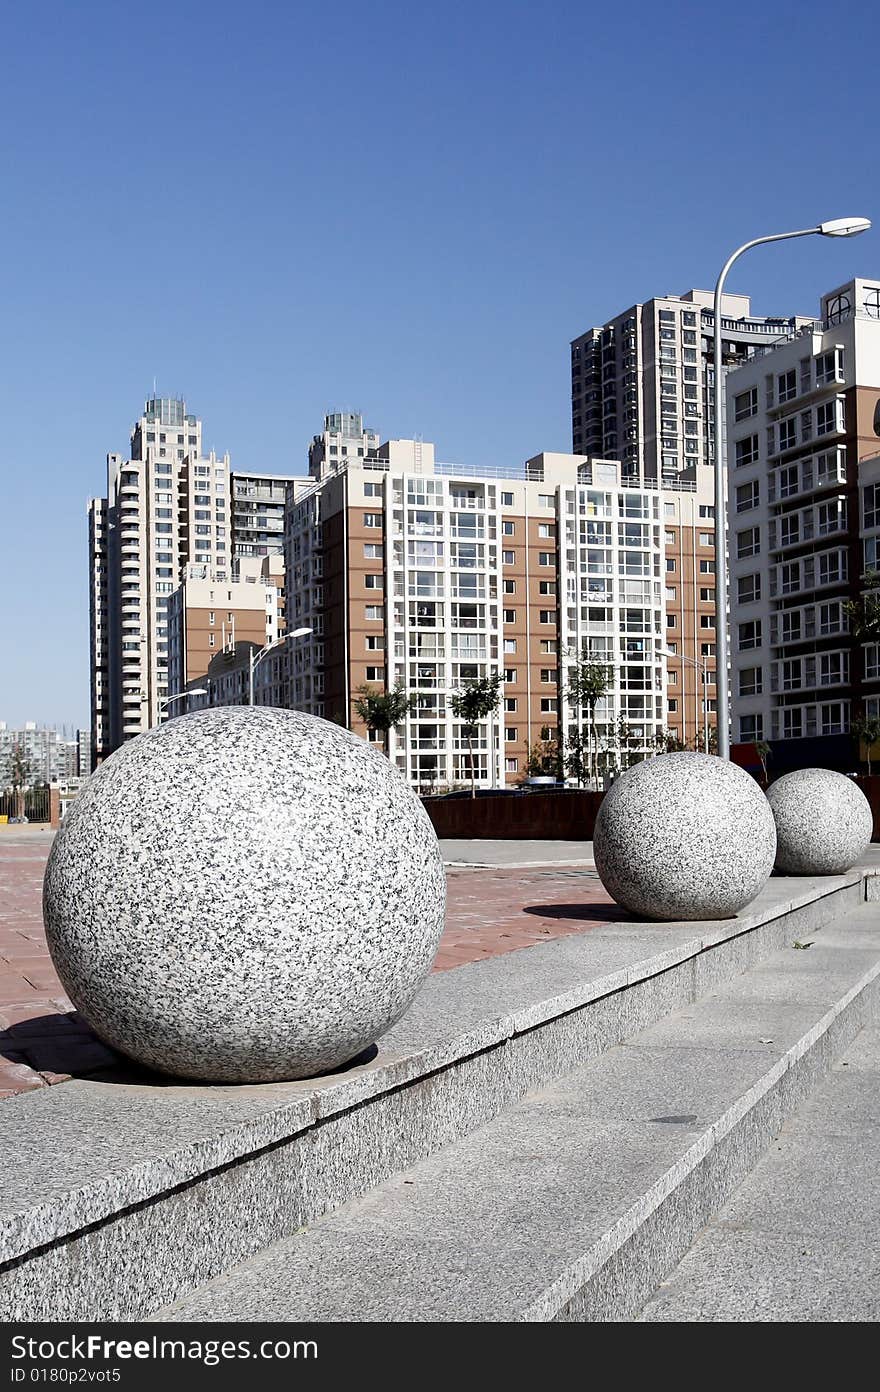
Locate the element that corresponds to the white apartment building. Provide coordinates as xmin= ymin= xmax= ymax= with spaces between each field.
xmin=282 ymin=424 xmax=715 ymax=789
xmin=728 ymin=278 xmax=880 ymax=763
xmin=89 ymin=397 xmax=231 ymax=755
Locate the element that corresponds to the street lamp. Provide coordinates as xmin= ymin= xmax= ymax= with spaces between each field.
xmin=158 ymin=688 xmax=207 ymax=717
xmin=663 ymin=648 xmax=709 ymax=754
xmin=712 ymin=216 xmax=871 ymax=760
xmin=249 ymin=628 xmax=313 ymax=706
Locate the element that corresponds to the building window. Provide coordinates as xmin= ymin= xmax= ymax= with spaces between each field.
xmin=504 ymin=697 xmax=517 ymax=712
xmin=540 ymin=698 xmax=557 ymax=713
xmin=666 ymin=614 xmax=676 ymax=628
xmin=737 ymin=573 xmax=761 ymax=605
xmin=503 ymin=521 xmax=515 ymax=535
xmin=504 ymin=668 xmax=516 ymax=682
xmin=739 ymin=714 xmax=763 ymax=742
xmin=736 ymin=480 xmax=760 ymax=513
xmin=365 ymin=605 xmax=384 ymax=620
xmin=778 ymin=369 xmax=797 ymax=403
xmin=502 ymin=550 xmax=515 ymax=565
xmin=504 ymin=639 xmax=517 ymax=653
xmin=539 ymin=580 xmax=556 ymax=595
xmin=505 ymin=728 xmax=517 ymax=742
xmin=737 ymin=527 xmax=760 ymax=559
xmin=501 ymin=492 xmax=514 ymax=506
xmin=540 ymin=669 xmax=556 ymax=684
xmin=817 ymin=400 xmax=841 ymax=436
xmin=538 ymin=551 xmax=554 ymax=566
xmin=364 ymin=543 xmax=383 ymax=559
xmin=364 ymin=574 xmax=383 ymax=590
xmin=364 ymin=482 xmax=382 ymax=497
xmin=538 ymin=523 xmax=555 ymax=539
xmin=735 ymin=436 xmax=759 ymax=468
xmin=668 ymin=698 xmax=678 ymax=712
xmin=364 ymin=513 xmax=383 ymax=528
xmin=539 ymin=610 xmax=555 ymax=624
xmin=738 ymin=667 xmax=762 ymax=697
xmin=505 ymin=758 xmax=518 ymax=774
xmin=365 ymin=666 xmax=384 ymax=682
xmin=503 ymin=609 xmax=516 ymax=623
xmin=738 ymin=620 xmax=762 ymax=651
xmin=666 ymin=558 xmax=676 ymax=572
xmin=700 ymin=614 xmax=714 ymax=629
xmin=734 ymin=387 xmax=758 ymax=421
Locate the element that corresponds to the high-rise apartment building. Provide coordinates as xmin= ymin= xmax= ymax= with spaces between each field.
xmin=230 ymin=471 xmax=293 ymax=559
xmin=0 ymin=723 xmax=80 ymax=786
xmin=282 ymin=425 xmax=717 ymax=788
xmin=570 ymin=290 xmax=812 ymax=491
xmin=89 ymin=397 xmax=231 ymax=758
xmin=728 ymin=278 xmax=880 ymax=766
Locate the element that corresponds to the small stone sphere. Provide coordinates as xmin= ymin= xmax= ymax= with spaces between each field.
xmin=593 ymin=752 xmax=776 ymax=921
xmin=43 ymin=707 xmax=446 ymax=1083
xmin=767 ymin=768 xmax=873 ymax=875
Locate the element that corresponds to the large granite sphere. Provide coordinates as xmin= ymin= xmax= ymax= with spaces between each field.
xmin=43 ymin=707 xmax=446 ymax=1083
xmin=767 ymin=768 xmax=873 ymax=875
xmin=593 ymin=752 xmax=776 ymax=921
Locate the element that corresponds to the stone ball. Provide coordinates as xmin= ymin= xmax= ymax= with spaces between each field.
xmin=593 ymin=752 xmax=776 ymax=921
xmin=43 ymin=707 xmax=446 ymax=1083
xmin=767 ymin=768 xmax=873 ymax=875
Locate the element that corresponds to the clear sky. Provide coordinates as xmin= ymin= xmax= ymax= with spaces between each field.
xmin=1 ymin=0 xmax=877 ymax=731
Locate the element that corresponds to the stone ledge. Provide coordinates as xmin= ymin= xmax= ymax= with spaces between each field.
xmin=0 ymin=870 xmax=867 ymax=1319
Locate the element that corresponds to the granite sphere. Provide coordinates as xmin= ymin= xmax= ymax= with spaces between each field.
xmin=593 ymin=752 xmax=776 ymax=921
xmin=767 ymin=768 xmax=873 ymax=875
xmin=43 ymin=707 xmax=446 ymax=1083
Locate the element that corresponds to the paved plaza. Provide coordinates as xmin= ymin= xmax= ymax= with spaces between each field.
xmin=0 ymin=828 xmax=612 ymax=1098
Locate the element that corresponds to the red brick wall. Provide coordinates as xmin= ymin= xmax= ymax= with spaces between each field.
xmin=422 ymin=790 xmax=604 ymax=840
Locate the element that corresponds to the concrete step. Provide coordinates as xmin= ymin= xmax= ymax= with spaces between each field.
xmin=152 ymin=901 xmax=880 ymax=1323
xmin=0 ymin=870 xmax=871 ymax=1321
xmin=639 ymin=1018 xmax=880 ymax=1322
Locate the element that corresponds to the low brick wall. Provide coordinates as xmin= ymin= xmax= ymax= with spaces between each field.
xmin=424 ymin=774 xmax=880 ymax=842
xmin=422 ymin=790 xmax=604 ymax=840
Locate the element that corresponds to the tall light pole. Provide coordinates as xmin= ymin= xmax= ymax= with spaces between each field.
xmin=249 ymin=628 xmax=313 ymax=706
xmin=664 ymin=648 xmax=708 ymax=753
xmin=712 ymin=216 xmax=871 ymax=759
xmin=158 ymin=688 xmax=207 ymax=719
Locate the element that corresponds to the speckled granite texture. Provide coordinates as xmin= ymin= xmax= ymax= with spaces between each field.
xmin=593 ymin=753 xmax=776 ymax=921
xmin=42 ymin=707 xmax=446 ymax=1082
xmin=768 ymin=768 xmax=873 ymax=876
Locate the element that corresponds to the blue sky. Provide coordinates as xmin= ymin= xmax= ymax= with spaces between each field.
xmin=1 ymin=0 xmax=877 ymax=729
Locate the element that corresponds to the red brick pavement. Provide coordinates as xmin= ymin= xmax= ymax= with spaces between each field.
xmin=0 ymin=835 xmax=618 ymax=1099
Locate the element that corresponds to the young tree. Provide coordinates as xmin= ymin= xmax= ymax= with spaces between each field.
xmin=565 ymin=727 xmax=590 ymax=786
xmin=851 ymin=716 xmax=880 ymax=776
xmin=652 ymin=727 xmax=686 ymax=755
xmin=353 ymin=684 xmax=412 ymax=758
xmin=565 ymin=655 xmax=611 ymax=789
xmin=754 ymin=739 xmax=772 ymax=783
xmin=844 ymin=570 xmax=880 ymax=639
xmin=449 ymin=671 xmax=503 ymax=797
xmin=9 ymin=743 xmax=31 ymax=821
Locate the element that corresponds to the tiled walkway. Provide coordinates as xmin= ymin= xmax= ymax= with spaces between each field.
xmin=0 ymin=832 xmax=617 ymax=1098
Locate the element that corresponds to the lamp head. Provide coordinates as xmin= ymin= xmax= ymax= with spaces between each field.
xmin=818 ymin=216 xmax=871 ymax=238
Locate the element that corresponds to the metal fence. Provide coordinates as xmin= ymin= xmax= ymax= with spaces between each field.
xmin=0 ymin=787 xmax=50 ymax=823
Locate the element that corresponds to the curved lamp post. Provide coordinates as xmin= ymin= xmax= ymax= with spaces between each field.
xmin=249 ymin=628 xmax=313 ymax=705
xmin=713 ymin=216 xmax=871 ymax=759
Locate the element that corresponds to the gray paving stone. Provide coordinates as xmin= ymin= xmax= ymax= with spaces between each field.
xmin=641 ymin=1227 xmax=880 ymax=1322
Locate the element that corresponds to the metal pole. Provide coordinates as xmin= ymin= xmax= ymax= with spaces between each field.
xmin=713 ymin=226 xmax=822 ymax=759
xmin=703 ymin=659 xmax=709 ymax=754
xmin=249 ymin=649 xmax=255 ymax=707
